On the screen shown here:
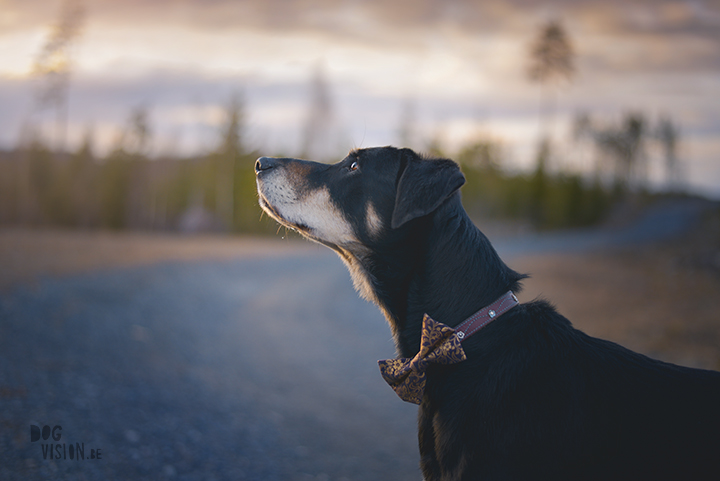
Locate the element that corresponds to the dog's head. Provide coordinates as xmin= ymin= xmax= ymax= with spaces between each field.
xmin=255 ymin=146 xmax=465 ymax=253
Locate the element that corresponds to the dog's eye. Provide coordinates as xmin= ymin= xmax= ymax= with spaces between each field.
xmin=348 ymin=161 xmax=358 ymax=172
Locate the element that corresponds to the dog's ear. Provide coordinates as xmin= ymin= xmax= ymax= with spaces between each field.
xmin=391 ymin=149 xmax=466 ymax=229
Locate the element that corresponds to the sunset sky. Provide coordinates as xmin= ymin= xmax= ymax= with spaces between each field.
xmin=1 ymin=0 xmax=719 ymax=197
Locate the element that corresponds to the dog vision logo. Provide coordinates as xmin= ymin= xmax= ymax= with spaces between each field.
xmin=30 ymin=424 xmax=103 ymax=461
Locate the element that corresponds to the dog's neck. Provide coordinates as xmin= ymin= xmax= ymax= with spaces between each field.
xmin=349 ymin=194 xmax=525 ymax=358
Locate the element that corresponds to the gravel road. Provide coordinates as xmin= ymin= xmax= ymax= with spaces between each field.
xmin=1 ymin=247 xmax=421 ymax=481
xmin=1 ymin=198 xmax=715 ymax=480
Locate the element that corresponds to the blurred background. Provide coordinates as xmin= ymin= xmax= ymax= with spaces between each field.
xmin=1 ymin=1 xmax=719 ymax=480
xmin=0 ymin=0 xmax=719 ymax=231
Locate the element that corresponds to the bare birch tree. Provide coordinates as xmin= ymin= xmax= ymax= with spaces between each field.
xmin=33 ymin=0 xmax=85 ymax=152
xmin=300 ymin=63 xmax=333 ymax=160
xmin=527 ymin=19 xmax=575 ymax=148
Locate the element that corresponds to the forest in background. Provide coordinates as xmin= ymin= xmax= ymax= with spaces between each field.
xmin=0 ymin=99 xmax=688 ymax=234
xmin=0 ymin=16 xmax=692 ymax=234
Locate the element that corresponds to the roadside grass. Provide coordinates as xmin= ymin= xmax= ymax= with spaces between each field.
xmin=515 ymin=208 xmax=720 ymax=370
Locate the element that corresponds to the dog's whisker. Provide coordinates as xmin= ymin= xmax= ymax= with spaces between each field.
xmin=359 ymin=119 xmax=366 ymax=148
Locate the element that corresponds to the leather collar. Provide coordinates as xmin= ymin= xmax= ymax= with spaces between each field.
xmin=455 ymin=290 xmax=519 ymax=341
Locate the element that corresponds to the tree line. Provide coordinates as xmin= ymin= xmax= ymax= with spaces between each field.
xmin=0 ymin=100 xmax=277 ymax=234
xmin=0 ymin=16 xmax=690 ymax=233
xmin=0 ymin=100 xmax=687 ymax=234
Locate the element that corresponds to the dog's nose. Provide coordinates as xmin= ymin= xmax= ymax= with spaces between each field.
xmin=255 ymin=157 xmax=276 ymax=174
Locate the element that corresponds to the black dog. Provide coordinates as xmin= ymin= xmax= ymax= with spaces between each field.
xmin=255 ymin=146 xmax=720 ymax=480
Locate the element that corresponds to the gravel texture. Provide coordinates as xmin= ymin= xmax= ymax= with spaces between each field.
xmin=1 ymin=250 xmax=420 ymax=480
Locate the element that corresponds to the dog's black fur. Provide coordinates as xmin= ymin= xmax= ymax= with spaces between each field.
xmin=256 ymin=146 xmax=720 ymax=480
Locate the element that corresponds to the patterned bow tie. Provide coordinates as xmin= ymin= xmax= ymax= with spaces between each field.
xmin=378 ymin=314 xmax=467 ymax=404
xmin=378 ymin=291 xmax=519 ymax=404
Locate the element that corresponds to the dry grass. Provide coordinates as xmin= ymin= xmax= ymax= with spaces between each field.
xmin=515 ymin=250 xmax=720 ymax=370
xmin=513 ymin=209 xmax=720 ymax=370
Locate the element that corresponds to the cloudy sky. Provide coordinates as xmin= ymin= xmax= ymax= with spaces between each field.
xmin=1 ymin=0 xmax=719 ymax=196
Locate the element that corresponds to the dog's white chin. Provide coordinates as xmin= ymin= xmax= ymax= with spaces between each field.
xmin=261 ymin=184 xmax=357 ymax=247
